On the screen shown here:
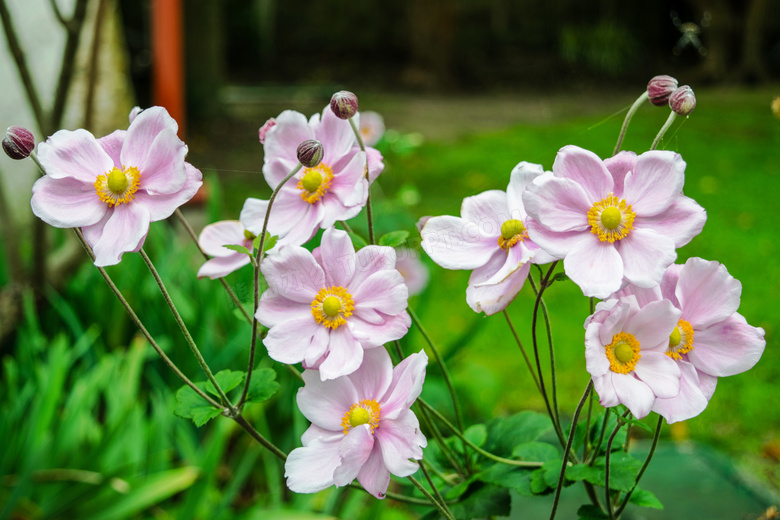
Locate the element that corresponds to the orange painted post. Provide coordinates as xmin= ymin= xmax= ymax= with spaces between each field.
xmin=152 ymin=0 xmax=185 ymax=136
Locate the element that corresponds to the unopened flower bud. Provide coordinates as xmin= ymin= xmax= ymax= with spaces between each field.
xmin=297 ymin=139 xmax=324 ymax=167
xmin=647 ymin=75 xmax=678 ymax=106
xmin=3 ymin=126 xmax=35 ymax=160
xmin=330 ymin=91 xmax=358 ymax=120
xmin=258 ymin=118 xmax=276 ymax=144
xmin=669 ymin=85 xmax=696 ymax=116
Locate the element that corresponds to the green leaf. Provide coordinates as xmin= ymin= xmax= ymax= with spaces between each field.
xmin=542 ymin=459 xmax=567 ymax=488
xmin=565 ymin=463 xmax=603 ymax=485
xmin=464 ymin=423 xmax=487 ymax=448
xmin=593 ymin=452 xmax=642 ymax=492
xmin=254 ymin=232 xmax=278 ymax=254
xmin=447 ymin=483 xmax=511 ymax=519
xmin=623 ymin=415 xmax=653 ymax=433
xmin=629 ymin=487 xmax=663 ymax=509
xmin=244 ymin=367 xmax=280 ymax=404
xmin=484 ymin=411 xmax=553 ymax=457
xmin=348 ymin=231 xmax=368 ymax=250
xmin=577 ymin=504 xmax=609 ymax=519
xmin=223 ymin=244 xmax=251 ymax=255
xmin=477 ymin=463 xmax=536 ymax=495
xmin=174 ymin=384 xmax=222 ymax=427
xmin=511 ymin=441 xmax=561 ymax=462
xmin=378 ymin=230 xmax=409 ymax=248
xmin=529 ymin=468 xmax=549 ymax=494
xmin=205 ymin=369 xmax=245 ymax=398
xmin=552 ymin=272 xmax=570 ymax=283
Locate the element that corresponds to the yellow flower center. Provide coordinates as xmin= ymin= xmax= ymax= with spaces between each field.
xmin=94 ymin=165 xmax=141 ymax=206
xmin=311 ymin=286 xmax=354 ymax=329
xmin=666 ymin=319 xmax=694 ymax=361
xmin=298 ymin=163 xmax=333 ymax=204
xmin=497 ymin=219 xmax=528 ymax=250
xmin=587 ymin=193 xmax=635 ymax=243
xmin=605 ymin=331 xmax=641 ymax=374
xmin=341 ymin=399 xmax=381 ymax=435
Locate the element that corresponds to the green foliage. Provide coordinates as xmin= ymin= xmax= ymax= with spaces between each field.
xmin=378 ymin=230 xmax=410 ymax=248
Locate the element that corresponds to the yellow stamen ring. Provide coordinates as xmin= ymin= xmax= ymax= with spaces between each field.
xmin=298 ymin=163 xmax=334 ymax=204
xmin=341 ymin=399 xmax=381 ymax=435
xmin=94 ymin=165 xmax=141 ymax=206
xmin=497 ymin=219 xmax=528 ymax=251
xmin=311 ymin=286 xmax=354 ymax=329
xmin=605 ymin=331 xmax=641 ymax=374
xmin=587 ymin=193 xmax=635 ymax=243
xmin=666 ymin=319 xmax=694 ymax=361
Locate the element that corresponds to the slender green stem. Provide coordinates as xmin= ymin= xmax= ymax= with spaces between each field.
xmin=418 ymin=461 xmax=451 ymax=518
xmin=612 ymin=92 xmax=648 ymax=156
xmin=72 ymin=229 xmax=222 ymax=409
xmin=238 ymin=162 xmax=302 ymax=407
xmin=174 ymin=209 xmax=252 ymax=324
xmin=347 ymin=482 xmax=452 ymax=505
xmin=549 ymin=381 xmax=593 ymax=520
xmin=419 ymin=400 xmax=542 ymax=468
xmin=140 ymin=248 xmax=232 ymax=408
xmin=339 ymin=220 xmax=355 ymax=235
xmin=407 ymin=475 xmax=456 ymax=520
xmin=604 ymin=411 xmax=630 ymax=519
xmin=231 ymin=413 xmax=287 ymax=461
xmin=614 ymin=415 xmax=664 ymax=517
xmin=415 ymin=401 xmax=467 ymax=477
xmin=650 ymin=111 xmax=678 ymax=151
xmin=589 ymin=410 xmax=612 ymax=465
xmin=348 ymin=117 xmax=374 ymax=245
xmin=582 ymin=389 xmax=594 ymax=461
xmin=503 ymin=309 xmax=542 ymax=393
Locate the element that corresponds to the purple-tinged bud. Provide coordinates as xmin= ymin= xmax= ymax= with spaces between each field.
xmin=647 ymin=75 xmax=678 ymax=107
xmin=330 ymin=91 xmax=358 ymax=120
xmin=3 ymin=126 xmax=35 ymax=160
xmin=669 ymin=85 xmax=696 ymax=116
xmin=296 ymin=139 xmax=324 ymax=168
xmin=258 ymin=118 xmax=276 ymax=144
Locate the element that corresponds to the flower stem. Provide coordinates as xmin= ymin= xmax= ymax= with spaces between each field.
xmin=348 ymin=117 xmax=374 ymax=245
xmin=613 ymin=415 xmax=664 ymax=517
xmin=650 ymin=111 xmax=678 ymax=151
xmin=549 ymin=380 xmax=593 ymax=520
xmin=612 ymin=92 xmax=649 ymax=156
xmin=415 ymin=401 xmax=467 ymax=477
xmin=407 ymin=475 xmax=456 ymax=520
xmin=140 ymin=248 xmax=233 ymax=409
xmin=604 ymin=410 xmax=630 ymax=519
xmin=503 ymin=309 xmax=542 ymax=394
xmin=418 ymin=461 xmax=451 ymax=518
xmin=72 ymin=229 xmax=222 ymax=409
xmin=231 ymin=413 xmax=288 ymax=461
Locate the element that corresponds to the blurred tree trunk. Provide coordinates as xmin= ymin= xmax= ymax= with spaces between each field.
xmin=405 ymin=0 xmax=456 ymax=89
xmin=739 ymin=0 xmax=770 ymax=82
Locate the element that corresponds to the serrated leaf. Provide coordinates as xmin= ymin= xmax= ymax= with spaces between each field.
xmin=254 ymin=232 xmax=278 ymax=253
xmin=512 ymin=441 xmax=561 ymax=462
xmin=542 ymin=459 xmax=567 ymax=488
xmin=223 ymin=244 xmax=251 ymax=255
xmin=565 ymin=463 xmax=603 ymax=485
xmin=174 ymin=384 xmax=223 ymax=427
xmin=577 ymin=504 xmax=609 ymax=519
xmin=628 ymin=487 xmax=663 ymax=509
xmin=552 ymin=272 xmax=569 ymax=283
xmin=484 ymin=411 xmax=553 ymax=457
xmin=378 ymin=230 xmax=409 ymax=248
xmin=244 ymin=367 xmax=280 ymax=404
xmin=477 ymin=463 xmax=535 ymax=495
xmin=205 ymin=370 xmax=245 ymax=398
xmin=348 ymin=231 xmax=368 ymax=250
xmin=594 ymin=452 xmax=642 ymax=492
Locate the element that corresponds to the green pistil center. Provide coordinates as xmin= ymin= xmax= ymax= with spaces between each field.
xmin=669 ymin=326 xmax=682 ymax=348
xmin=600 ymin=206 xmax=622 ymax=230
xmin=301 ymin=170 xmax=323 ymax=193
xmin=349 ymin=407 xmax=370 ymax=427
xmin=322 ymin=296 xmax=342 ymax=317
xmin=501 ymin=219 xmax=525 ymax=240
xmin=614 ymin=342 xmax=634 ymax=363
xmin=107 ymin=168 xmax=128 ymax=194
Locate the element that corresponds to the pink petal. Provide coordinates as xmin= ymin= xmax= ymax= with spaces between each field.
xmin=318 ymin=326 xmax=364 ymax=380
xmin=617 ymin=228 xmax=677 ymax=289
xmin=351 ymin=246 xmax=397 ymax=288
xmin=263 ymin=110 xmax=315 ymax=187
xmin=381 ymin=350 xmax=428 ymax=420
xmin=357 ymin=445 xmax=391 ymax=498
xmin=198 ymin=220 xmax=247 ymax=258
xmin=466 ymin=257 xmax=530 ymax=316
xmin=686 ymin=313 xmax=765 ymax=377
xmin=460 ymin=189 xmax=509 ymax=226
xmin=585 ymin=322 xmax=611 ymax=378
xmin=328 ymin=152 xmax=368 ymax=209
xmin=260 ymin=246 xmax=325 ymax=303
xmin=676 ymin=258 xmax=741 ymax=329
xmin=196 ymin=254 xmax=250 ymax=279
xmin=256 ymin=293 xmax=310 ymax=328
xmin=91 ymin=203 xmax=151 ymax=266
xmin=366 ymin=147 xmax=385 ymax=184
xmin=611 ymin=373 xmax=655 ymax=419
xmin=130 ymin=127 xmax=187 ymax=195
xmin=347 ymin=347 xmax=393 ymax=402
xmin=375 ymin=409 xmax=426 ymax=476
xmin=637 ymin=195 xmax=706 ymax=248
xmin=524 ymin=218 xmax=577 ymax=258
xmin=276 ymin=201 xmax=325 ymax=248
xmin=551 ymin=145 xmax=613 ymax=201
xmin=659 ymin=263 xmax=683 ymax=307
xmin=264 ymin=316 xmax=321 ymax=365
xmin=593 ymin=373 xmax=620 ymax=408
xmin=97 ymin=129 xmax=126 ymax=167
xmin=81 ymin=211 xmax=111 ymax=246
xmin=301 ymin=424 xmax=342 ymax=446
xmin=474 ymin=240 xmax=533 ymax=287
xmin=506 ymin=161 xmax=545 ymax=214
xmin=37 ymin=128 xmax=114 ymax=183
xmin=349 ymin=312 xmax=411 ymax=348
xmin=297 ymin=368 xmax=359 ymax=431
xmin=31 ymin=175 xmax=107 ymax=228
xmin=652 ymin=361 xmax=709 ymax=423
xmin=611 ymin=283 xmax=662 ymax=308
xmin=320 ymin=227 xmax=357 ymax=287
xmin=623 ymin=151 xmax=685 ymax=216
xmin=135 ymin=162 xmax=202 ymax=220
xmin=420 ymin=216 xmax=499 ymax=270
xmin=597 ymin=298 xmax=633 ymax=346
xmin=603 ymin=151 xmax=637 ymax=198
xmin=633 ymin=351 xmax=681 ymax=399
xmin=352 ymin=270 xmax=409 ymax=323
xmin=563 ymin=237 xmax=623 ymax=299
xmin=333 ymin=425 xmax=375 ymax=486
xmin=285 ymin=436 xmax=341 ymax=494
xmin=316 ymin=107 xmax=359 ymax=162
xmin=522 ymin=176 xmax=592 ymax=232
xmin=625 ymin=299 xmax=680 ymax=351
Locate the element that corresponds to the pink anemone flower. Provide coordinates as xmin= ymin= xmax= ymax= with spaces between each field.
xmin=585 ymin=295 xmax=682 ymax=418
xmin=613 ymin=257 xmax=765 ymax=423
xmin=358 ymin=110 xmax=386 ymax=147
xmin=420 ymin=162 xmax=555 ymax=315
xmin=240 ymin=108 xmax=384 ymax=248
xmin=523 ymin=145 xmax=706 ymax=299
xmin=196 ymin=220 xmax=254 ymax=279
xmin=285 ymin=347 xmax=428 ymax=498
xmin=257 ymin=227 xmax=411 ymax=380
xmin=31 ymin=107 xmax=202 ymax=266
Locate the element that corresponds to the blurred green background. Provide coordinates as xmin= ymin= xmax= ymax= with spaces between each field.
xmin=1 ymin=0 xmax=779 ymax=518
